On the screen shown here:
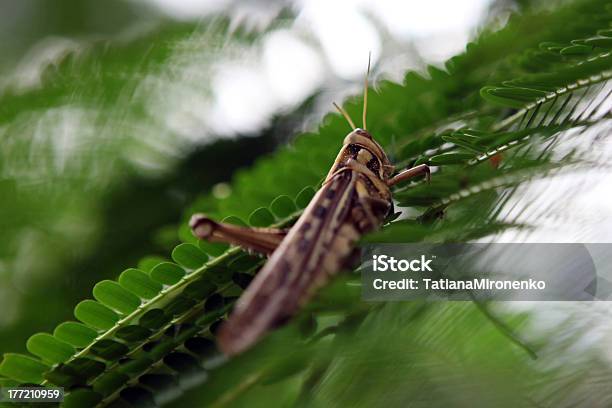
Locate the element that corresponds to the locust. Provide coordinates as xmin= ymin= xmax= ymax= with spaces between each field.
xmin=189 ymin=58 xmax=430 ymax=356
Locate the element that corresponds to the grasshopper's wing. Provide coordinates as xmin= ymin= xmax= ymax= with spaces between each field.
xmin=218 ymin=169 xmax=389 ymax=355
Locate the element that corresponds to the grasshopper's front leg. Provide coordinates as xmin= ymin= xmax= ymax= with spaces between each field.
xmin=387 ymin=164 xmax=430 ymax=186
xmin=190 ymin=214 xmax=288 ymax=256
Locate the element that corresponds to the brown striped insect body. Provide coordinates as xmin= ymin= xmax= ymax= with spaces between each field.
xmin=190 ymin=59 xmax=429 ymax=355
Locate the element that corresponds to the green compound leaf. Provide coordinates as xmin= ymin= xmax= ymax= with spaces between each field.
xmin=90 ymin=339 xmax=130 ymax=360
xmin=584 ymin=37 xmax=612 ymax=48
xmin=0 ymin=377 xmax=18 ymax=388
xmin=163 ymin=352 xmax=200 ymax=373
xmin=221 ymin=215 xmax=248 ymax=227
xmin=117 ymin=357 xmax=155 ymax=376
xmin=182 ymin=278 xmax=217 ymax=299
xmin=429 ymin=152 xmax=474 ymax=165
xmin=93 ymin=280 xmax=141 ymax=315
xmin=53 ymin=322 xmax=99 ymax=348
xmin=269 ymin=195 xmax=297 ymax=218
xmin=0 ymin=353 xmax=49 ymax=383
xmin=115 ymin=325 xmax=152 ymax=342
xmin=184 ymin=337 xmax=216 ymax=359
xmin=150 ymin=262 xmax=186 ymax=285
xmin=139 ymin=373 xmax=178 ymax=390
xmin=67 ymin=357 xmax=106 ymax=379
xmin=74 ymin=300 xmax=120 ymax=331
xmin=480 ymin=86 xmax=548 ymax=108
xmin=441 ymin=134 xmax=486 ymax=153
xmin=118 ymin=268 xmax=163 ymax=299
xmin=248 ymin=207 xmax=275 ymax=227
xmin=139 ymin=309 xmax=172 ymax=330
xmin=198 ymin=240 xmax=230 ymax=256
xmin=120 ymin=387 xmax=156 ymax=406
xmin=137 ymin=256 xmax=167 ymax=273
xmin=171 ymin=243 xmax=209 ymax=269
xmin=203 ymin=265 xmax=234 ymax=284
xmin=204 ymin=293 xmax=225 ymax=313
xmin=597 ymin=29 xmax=612 ymax=37
xmin=227 ymin=254 xmax=261 ymax=271
xmin=44 ymin=357 xmax=107 ymax=387
xmin=44 ymin=366 xmax=81 ymax=388
xmin=26 ymin=333 xmax=75 ymax=364
xmin=165 ymin=296 xmax=196 ymax=315
xmin=295 ymin=186 xmax=316 ymax=209
xmin=232 ymin=272 xmax=253 ymax=289
xmin=93 ymin=371 xmax=129 ymax=395
xmin=560 ymin=44 xmax=592 ymax=55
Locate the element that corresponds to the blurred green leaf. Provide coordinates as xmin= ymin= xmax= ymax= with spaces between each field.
xmin=249 ymin=207 xmax=275 ymax=227
xmin=150 ymin=262 xmax=186 ymax=285
xmin=74 ymin=300 xmax=120 ymax=331
xmin=93 ymin=280 xmax=141 ymax=315
xmin=118 ymin=268 xmax=163 ymax=300
xmin=0 ymin=353 xmax=49 ymax=383
xmin=53 ymin=322 xmax=98 ymax=348
xmin=26 ymin=333 xmax=75 ymax=364
xmin=269 ymin=195 xmax=297 ymax=218
xmin=171 ymin=244 xmax=208 ymax=270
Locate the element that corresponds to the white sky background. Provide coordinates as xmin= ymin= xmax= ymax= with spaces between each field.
xmin=142 ymin=0 xmax=493 ymax=136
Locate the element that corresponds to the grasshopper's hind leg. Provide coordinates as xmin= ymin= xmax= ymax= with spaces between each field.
xmin=190 ymin=214 xmax=287 ymax=256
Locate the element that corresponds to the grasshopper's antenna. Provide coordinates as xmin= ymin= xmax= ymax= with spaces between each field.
xmin=363 ymin=52 xmax=371 ymax=131
xmin=333 ymin=102 xmax=356 ymax=130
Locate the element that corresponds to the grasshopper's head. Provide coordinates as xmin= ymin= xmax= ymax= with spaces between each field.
xmin=342 ymin=128 xmax=394 ymax=180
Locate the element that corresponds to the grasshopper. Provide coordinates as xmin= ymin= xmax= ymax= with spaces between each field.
xmin=190 ymin=59 xmax=430 ymax=356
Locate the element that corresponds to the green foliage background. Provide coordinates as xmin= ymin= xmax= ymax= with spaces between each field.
xmin=1 ymin=0 xmax=611 ymax=406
